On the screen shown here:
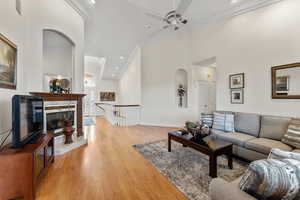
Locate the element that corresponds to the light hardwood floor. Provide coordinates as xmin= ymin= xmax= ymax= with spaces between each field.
xmin=36 ymin=118 xmax=188 ymax=200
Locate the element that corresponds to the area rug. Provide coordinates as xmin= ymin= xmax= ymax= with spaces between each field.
xmin=133 ymin=140 xmax=249 ymax=200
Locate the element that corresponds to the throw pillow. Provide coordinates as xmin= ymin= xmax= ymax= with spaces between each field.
xmin=239 ymin=159 xmax=300 ymax=200
xmin=212 ymin=112 xmax=226 ymax=131
xmin=200 ymin=113 xmax=213 ymax=128
xmin=268 ymin=148 xmax=300 ymax=161
xmin=282 ymin=119 xmax=300 ymax=149
xmin=225 ymin=114 xmax=235 ymax=132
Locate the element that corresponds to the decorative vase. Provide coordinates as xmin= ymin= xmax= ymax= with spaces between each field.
xmin=63 ymin=120 xmax=74 ymax=144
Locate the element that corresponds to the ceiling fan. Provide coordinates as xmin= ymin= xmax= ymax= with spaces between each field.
xmin=145 ymin=0 xmax=192 ymax=31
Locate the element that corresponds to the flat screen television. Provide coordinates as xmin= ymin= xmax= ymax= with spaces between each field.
xmin=12 ymin=95 xmax=44 ymax=148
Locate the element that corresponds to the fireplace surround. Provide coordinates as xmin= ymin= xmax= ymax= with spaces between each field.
xmin=30 ymin=92 xmax=86 ymax=155
xmin=44 ymin=101 xmax=77 ymax=135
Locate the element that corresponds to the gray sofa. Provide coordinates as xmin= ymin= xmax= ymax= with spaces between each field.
xmin=210 ymin=112 xmax=299 ymax=161
xmin=209 ymin=112 xmax=300 ymax=200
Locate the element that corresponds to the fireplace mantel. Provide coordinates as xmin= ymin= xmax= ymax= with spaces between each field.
xmin=30 ymin=92 xmax=86 ymax=137
xmin=30 ymin=92 xmax=86 ymax=101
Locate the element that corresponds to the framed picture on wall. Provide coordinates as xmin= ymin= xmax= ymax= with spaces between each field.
xmin=229 ymin=73 xmax=244 ymax=89
xmin=100 ymin=92 xmax=116 ymax=102
xmin=0 ymin=33 xmax=17 ymax=90
xmin=231 ymin=89 xmax=244 ymax=104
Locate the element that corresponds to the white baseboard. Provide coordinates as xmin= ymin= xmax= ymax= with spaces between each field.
xmin=139 ymin=122 xmax=182 ymax=128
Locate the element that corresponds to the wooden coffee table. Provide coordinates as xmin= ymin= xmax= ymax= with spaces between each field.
xmin=168 ymin=131 xmax=233 ymax=178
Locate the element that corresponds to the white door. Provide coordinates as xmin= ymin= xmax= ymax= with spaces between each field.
xmin=198 ymin=82 xmax=216 ymax=117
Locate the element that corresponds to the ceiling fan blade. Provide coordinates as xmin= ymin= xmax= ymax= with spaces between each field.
xmin=176 ymin=0 xmax=192 ymax=15
xmin=163 ymin=25 xmax=170 ymax=29
xmin=145 ymin=13 xmax=166 ymax=22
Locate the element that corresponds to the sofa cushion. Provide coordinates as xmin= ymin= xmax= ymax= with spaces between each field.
xmin=282 ymin=119 xmax=300 ymax=149
xmin=293 ymin=149 xmax=300 ymax=154
xmin=235 ymin=113 xmax=261 ymax=137
xmin=260 ymin=115 xmax=291 ymax=141
xmin=245 ymin=138 xmax=293 ymax=155
xmin=213 ymin=112 xmax=226 ymax=131
xmin=200 ymin=113 xmax=214 ymax=128
xmin=225 ymin=113 xmax=235 ymax=132
xmin=239 ymin=159 xmax=300 ymax=200
xmin=212 ymin=130 xmax=255 ymax=147
xmin=269 ymin=148 xmax=300 ymax=161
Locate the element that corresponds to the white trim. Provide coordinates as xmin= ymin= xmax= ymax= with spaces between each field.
xmin=64 ymin=0 xmax=88 ymax=20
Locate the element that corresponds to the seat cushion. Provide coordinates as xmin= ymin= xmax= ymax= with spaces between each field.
xmin=235 ymin=113 xmax=261 ymax=137
xmin=212 ymin=130 xmax=256 ymax=147
xmin=260 ymin=115 xmax=291 ymax=141
xmin=245 ymin=138 xmax=293 ymax=155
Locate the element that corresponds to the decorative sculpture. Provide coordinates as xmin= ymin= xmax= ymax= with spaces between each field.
xmin=177 ymin=84 xmax=186 ymax=108
xmin=63 ymin=120 xmax=74 ymax=144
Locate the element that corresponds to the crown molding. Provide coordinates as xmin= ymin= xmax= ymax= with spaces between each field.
xmin=64 ymin=0 xmax=89 ymax=20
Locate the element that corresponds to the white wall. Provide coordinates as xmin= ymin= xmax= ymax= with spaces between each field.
xmin=141 ymin=29 xmax=199 ymax=127
xmin=118 ymin=47 xmax=142 ymax=105
xmin=84 ymin=56 xmax=119 ymax=116
xmin=43 ymin=30 xmax=74 ymax=78
xmin=0 ymin=0 xmax=84 ymax=141
xmin=190 ymin=0 xmax=300 ymax=118
xmin=140 ymin=0 xmax=300 ymax=127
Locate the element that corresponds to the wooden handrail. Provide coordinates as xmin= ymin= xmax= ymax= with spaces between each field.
xmin=113 ymin=104 xmax=140 ymax=108
xmin=95 ymin=103 xmax=140 ymax=108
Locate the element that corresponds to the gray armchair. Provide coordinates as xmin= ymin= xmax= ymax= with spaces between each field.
xmin=209 ymin=177 xmax=256 ymax=200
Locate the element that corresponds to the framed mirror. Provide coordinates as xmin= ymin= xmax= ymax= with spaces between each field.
xmin=272 ymin=63 xmax=300 ymax=99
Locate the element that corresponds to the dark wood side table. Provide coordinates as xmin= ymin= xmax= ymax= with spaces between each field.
xmin=168 ymin=131 xmax=233 ymax=178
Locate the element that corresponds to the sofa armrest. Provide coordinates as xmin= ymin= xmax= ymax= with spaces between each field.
xmin=209 ymin=178 xmax=256 ymax=200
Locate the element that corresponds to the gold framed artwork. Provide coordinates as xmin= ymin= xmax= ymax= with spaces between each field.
xmin=100 ymin=92 xmax=116 ymax=102
xmin=0 ymin=34 xmax=17 ymax=90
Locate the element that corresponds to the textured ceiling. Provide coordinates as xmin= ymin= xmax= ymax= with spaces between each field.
xmin=68 ymin=0 xmax=282 ymax=80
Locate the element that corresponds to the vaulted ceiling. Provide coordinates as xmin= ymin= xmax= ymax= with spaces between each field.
xmin=67 ymin=0 xmax=282 ymax=80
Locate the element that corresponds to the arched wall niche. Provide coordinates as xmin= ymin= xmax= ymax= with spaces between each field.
xmin=175 ymin=69 xmax=188 ymax=108
xmin=42 ymin=29 xmax=75 ymax=92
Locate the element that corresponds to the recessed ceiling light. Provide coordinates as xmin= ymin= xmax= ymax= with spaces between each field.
xmin=230 ymin=0 xmax=239 ymax=4
xmin=120 ymin=56 xmax=125 ymax=60
xmin=90 ymin=0 xmax=96 ymax=5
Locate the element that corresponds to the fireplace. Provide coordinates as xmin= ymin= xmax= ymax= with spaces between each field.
xmin=44 ymin=101 xmax=77 ymax=136
xmin=30 ymin=92 xmax=87 ymax=155
xmin=47 ymin=111 xmax=75 ymax=132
